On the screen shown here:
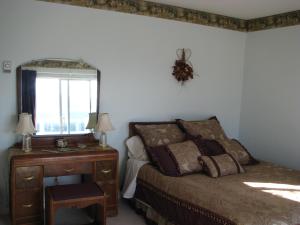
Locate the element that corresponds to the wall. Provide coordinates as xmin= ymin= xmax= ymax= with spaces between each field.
xmin=0 ymin=0 xmax=246 ymax=210
xmin=240 ymin=25 xmax=300 ymax=170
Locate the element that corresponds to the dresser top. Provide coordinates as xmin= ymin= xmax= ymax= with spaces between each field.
xmin=9 ymin=144 xmax=118 ymax=167
xmin=10 ymin=144 xmax=115 ymax=156
xmin=9 ymin=134 xmax=118 ymax=166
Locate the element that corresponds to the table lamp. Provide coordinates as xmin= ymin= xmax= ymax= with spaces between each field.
xmin=95 ymin=113 xmax=114 ymax=148
xmin=16 ymin=113 xmax=36 ymax=152
xmin=86 ymin=112 xmax=97 ymax=133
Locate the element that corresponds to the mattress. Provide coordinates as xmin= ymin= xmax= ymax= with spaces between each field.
xmin=135 ymin=162 xmax=300 ymax=225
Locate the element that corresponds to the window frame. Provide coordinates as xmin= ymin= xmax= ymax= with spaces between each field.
xmin=35 ymin=72 xmax=97 ymax=135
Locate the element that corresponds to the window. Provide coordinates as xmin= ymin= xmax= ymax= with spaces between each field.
xmin=35 ymin=70 xmax=97 ymax=135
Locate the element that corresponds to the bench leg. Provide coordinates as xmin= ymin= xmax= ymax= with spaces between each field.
xmin=97 ymin=202 xmax=106 ymax=225
xmin=46 ymin=201 xmax=56 ymax=225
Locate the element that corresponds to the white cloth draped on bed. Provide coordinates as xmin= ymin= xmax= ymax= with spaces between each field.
xmin=122 ymin=158 xmax=149 ymax=198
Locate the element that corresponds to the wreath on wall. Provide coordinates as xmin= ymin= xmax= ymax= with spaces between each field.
xmin=172 ymin=48 xmax=194 ymax=84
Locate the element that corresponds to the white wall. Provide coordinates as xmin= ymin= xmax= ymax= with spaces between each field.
xmin=240 ymin=25 xmax=300 ymax=170
xmin=0 ymin=0 xmax=246 ymax=210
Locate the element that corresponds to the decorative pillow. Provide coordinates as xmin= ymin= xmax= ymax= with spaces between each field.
xmin=126 ymin=136 xmax=149 ymax=161
xmin=177 ymin=117 xmax=227 ymax=141
xmin=135 ymin=124 xmax=185 ymax=147
xmin=168 ymin=140 xmax=202 ymax=175
xmin=190 ymin=136 xmax=226 ymax=156
xmin=199 ymin=154 xmax=245 ymax=178
xmin=218 ymin=139 xmax=259 ymax=165
xmin=147 ymin=145 xmax=180 ymax=176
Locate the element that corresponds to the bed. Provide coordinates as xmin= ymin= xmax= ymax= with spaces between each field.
xmin=125 ymin=121 xmax=300 ymax=225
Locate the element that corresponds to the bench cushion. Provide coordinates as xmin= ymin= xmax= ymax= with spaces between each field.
xmin=48 ymin=183 xmax=104 ymax=201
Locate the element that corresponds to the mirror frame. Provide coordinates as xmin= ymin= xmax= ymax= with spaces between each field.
xmin=16 ymin=59 xmax=101 ymax=137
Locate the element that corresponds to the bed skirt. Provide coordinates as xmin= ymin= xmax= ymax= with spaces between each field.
xmin=135 ymin=178 xmax=235 ymax=225
xmin=133 ymin=198 xmax=174 ymax=225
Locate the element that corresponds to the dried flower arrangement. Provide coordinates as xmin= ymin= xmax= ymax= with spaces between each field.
xmin=172 ymin=48 xmax=194 ymax=84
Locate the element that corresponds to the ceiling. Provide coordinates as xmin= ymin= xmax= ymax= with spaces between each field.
xmin=149 ymin=0 xmax=300 ymax=19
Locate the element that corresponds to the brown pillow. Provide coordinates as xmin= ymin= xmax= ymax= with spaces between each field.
xmin=190 ymin=136 xmax=226 ymax=156
xmin=199 ymin=154 xmax=245 ymax=178
xmin=218 ymin=139 xmax=258 ymax=165
xmin=135 ymin=124 xmax=185 ymax=147
xmin=168 ymin=140 xmax=202 ymax=175
xmin=177 ymin=117 xmax=227 ymax=141
xmin=147 ymin=145 xmax=180 ymax=177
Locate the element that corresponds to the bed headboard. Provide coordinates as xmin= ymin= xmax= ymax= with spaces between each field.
xmin=128 ymin=121 xmax=177 ymax=137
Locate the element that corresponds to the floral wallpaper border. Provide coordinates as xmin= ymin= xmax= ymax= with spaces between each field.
xmin=37 ymin=0 xmax=300 ymax=32
xmin=247 ymin=10 xmax=300 ymax=31
xmin=37 ymin=0 xmax=248 ymax=31
xmin=22 ymin=59 xmax=96 ymax=70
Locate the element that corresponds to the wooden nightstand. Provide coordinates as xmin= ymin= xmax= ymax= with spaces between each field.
xmin=9 ymin=134 xmax=118 ymax=225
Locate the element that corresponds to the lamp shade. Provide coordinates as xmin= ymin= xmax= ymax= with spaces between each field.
xmin=86 ymin=112 xmax=97 ymax=129
xmin=95 ymin=113 xmax=114 ymax=133
xmin=16 ymin=113 xmax=35 ymax=135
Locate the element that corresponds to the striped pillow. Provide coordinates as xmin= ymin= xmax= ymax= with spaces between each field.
xmin=199 ymin=154 xmax=245 ymax=178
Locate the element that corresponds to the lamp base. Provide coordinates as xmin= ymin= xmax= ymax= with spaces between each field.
xmin=99 ymin=143 xmax=110 ymax=150
xmin=23 ymin=148 xmax=32 ymax=153
xmin=99 ymin=132 xmax=107 ymax=148
xmin=22 ymin=135 xmax=32 ymax=153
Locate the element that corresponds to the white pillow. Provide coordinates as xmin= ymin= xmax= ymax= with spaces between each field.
xmin=126 ymin=136 xmax=149 ymax=161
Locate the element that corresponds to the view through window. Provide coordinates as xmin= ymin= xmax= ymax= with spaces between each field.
xmin=35 ymin=71 xmax=97 ymax=135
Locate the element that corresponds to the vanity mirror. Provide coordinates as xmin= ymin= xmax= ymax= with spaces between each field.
xmin=17 ymin=59 xmax=100 ymax=136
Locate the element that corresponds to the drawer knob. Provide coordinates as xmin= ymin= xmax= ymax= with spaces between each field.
xmin=22 ymin=204 xmax=33 ymax=208
xmin=23 ymin=176 xmax=35 ymax=181
xmin=101 ymin=169 xmax=112 ymax=174
xmin=64 ymin=168 xmax=74 ymax=173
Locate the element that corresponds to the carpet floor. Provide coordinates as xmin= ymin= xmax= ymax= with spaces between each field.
xmin=0 ymin=200 xmax=146 ymax=225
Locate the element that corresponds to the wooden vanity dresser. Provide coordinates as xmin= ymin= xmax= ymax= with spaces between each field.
xmin=9 ymin=134 xmax=118 ymax=225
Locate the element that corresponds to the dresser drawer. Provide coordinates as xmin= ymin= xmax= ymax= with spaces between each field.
xmin=44 ymin=162 xmax=93 ymax=177
xmin=16 ymin=166 xmax=43 ymax=189
xmin=99 ymin=182 xmax=117 ymax=206
xmin=96 ymin=160 xmax=116 ymax=181
xmin=16 ymin=215 xmax=42 ymax=225
xmin=15 ymin=190 xmax=42 ymax=218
